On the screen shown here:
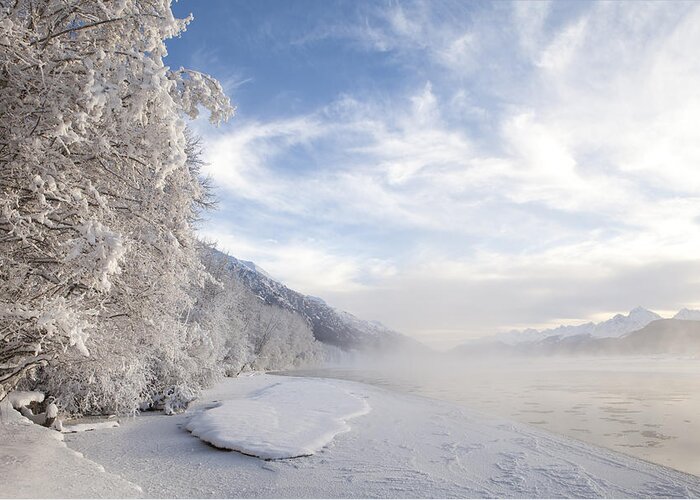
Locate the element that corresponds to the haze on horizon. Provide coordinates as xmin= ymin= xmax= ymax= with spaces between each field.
xmin=166 ymin=0 xmax=700 ymax=349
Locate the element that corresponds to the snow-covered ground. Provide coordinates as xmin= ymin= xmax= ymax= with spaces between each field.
xmin=53 ymin=374 xmax=700 ymax=498
xmin=0 ymin=400 xmax=141 ymax=498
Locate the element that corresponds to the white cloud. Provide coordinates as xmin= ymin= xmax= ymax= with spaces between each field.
xmin=197 ymin=228 xmax=397 ymax=295
xmin=512 ymin=0 xmax=552 ymax=58
xmin=536 ymin=17 xmax=588 ymax=72
xmin=199 ymin=116 xmax=327 ymax=213
xmin=438 ymin=32 xmax=478 ymax=70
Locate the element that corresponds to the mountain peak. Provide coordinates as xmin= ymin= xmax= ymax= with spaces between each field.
xmin=629 ymin=306 xmax=655 ymax=315
xmin=674 ymin=308 xmax=700 ymax=320
xmin=627 ymin=307 xmax=661 ymax=320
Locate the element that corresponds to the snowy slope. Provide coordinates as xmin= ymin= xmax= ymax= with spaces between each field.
xmin=0 ymin=400 xmax=141 ymax=498
xmin=218 ymin=250 xmax=420 ymax=351
xmin=63 ymin=374 xmax=700 ymax=498
xmin=237 ymin=259 xmax=275 ymax=280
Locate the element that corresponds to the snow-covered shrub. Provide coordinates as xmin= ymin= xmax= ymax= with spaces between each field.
xmin=139 ymin=383 xmax=196 ymax=415
xmin=162 ymin=385 xmax=198 ymax=415
xmin=35 ymin=341 xmax=150 ymax=415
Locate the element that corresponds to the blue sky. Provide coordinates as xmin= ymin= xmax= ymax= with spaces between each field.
xmin=166 ymin=1 xmax=700 ymax=348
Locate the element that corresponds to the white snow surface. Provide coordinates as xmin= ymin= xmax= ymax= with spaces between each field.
xmin=0 ymin=399 xmax=141 ymax=498
xmin=7 ymin=390 xmax=45 ymax=409
xmin=61 ymin=374 xmax=700 ymax=498
xmin=186 ymin=377 xmax=370 ymax=459
xmin=45 ymin=403 xmax=58 ymax=419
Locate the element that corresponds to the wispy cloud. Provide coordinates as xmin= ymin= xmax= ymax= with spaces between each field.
xmin=197 ymin=228 xmax=397 ymax=294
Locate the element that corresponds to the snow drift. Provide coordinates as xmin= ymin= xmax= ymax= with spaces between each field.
xmin=186 ymin=376 xmax=370 ymax=459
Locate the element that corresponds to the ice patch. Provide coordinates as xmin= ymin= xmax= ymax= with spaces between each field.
xmin=186 ymin=377 xmax=371 ymax=459
xmin=62 ymin=421 xmax=120 ymax=433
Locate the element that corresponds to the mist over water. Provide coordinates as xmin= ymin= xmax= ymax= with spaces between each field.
xmin=279 ymin=355 xmax=700 ymax=477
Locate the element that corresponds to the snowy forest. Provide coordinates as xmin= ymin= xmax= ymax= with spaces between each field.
xmin=0 ymin=0 xmax=327 ymax=417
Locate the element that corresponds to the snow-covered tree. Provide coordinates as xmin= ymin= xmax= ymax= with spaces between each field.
xmin=0 ymin=0 xmax=232 ymax=404
xmin=248 ymin=305 xmax=322 ymax=371
xmin=194 ymin=245 xmax=326 ymax=377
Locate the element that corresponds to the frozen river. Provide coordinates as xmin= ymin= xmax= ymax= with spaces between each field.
xmin=278 ymin=356 xmax=700 ymax=477
xmin=63 ymin=373 xmax=700 ymax=498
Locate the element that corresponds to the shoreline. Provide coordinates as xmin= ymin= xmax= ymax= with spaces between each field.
xmin=60 ymin=373 xmax=700 ymax=498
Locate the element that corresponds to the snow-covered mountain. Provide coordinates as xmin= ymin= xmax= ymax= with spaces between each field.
xmin=673 ymin=308 xmax=700 ymax=321
xmin=218 ymin=251 xmax=421 ymax=352
xmin=456 ymin=319 xmax=700 ymax=358
xmin=496 ymin=307 xmax=662 ymax=345
xmin=455 ymin=307 xmax=700 ymax=356
xmin=495 ymin=323 xmax=594 ymax=345
xmin=589 ymin=306 xmax=662 ymax=337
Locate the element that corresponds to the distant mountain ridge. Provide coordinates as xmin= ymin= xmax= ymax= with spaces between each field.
xmin=455 ymin=307 xmax=700 ymax=357
xmin=455 ymin=319 xmax=700 ymax=358
xmin=217 ymin=250 xmax=419 ymax=352
xmin=495 ymin=307 xmax=675 ymax=345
